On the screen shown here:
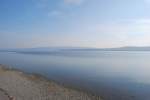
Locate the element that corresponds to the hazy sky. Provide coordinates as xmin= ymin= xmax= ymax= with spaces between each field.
xmin=0 ymin=0 xmax=150 ymax=48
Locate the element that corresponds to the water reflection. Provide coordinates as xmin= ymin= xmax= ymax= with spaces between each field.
xmin=0 ymin=51 xmax=150 ymax=100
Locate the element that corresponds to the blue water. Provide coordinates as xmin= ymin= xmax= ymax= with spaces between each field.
xmin=0 ymin=51 xmax=150 ymax=100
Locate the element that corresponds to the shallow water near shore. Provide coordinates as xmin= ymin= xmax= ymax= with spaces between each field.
xmin=0 ymin=51 xmax=150 ymax=100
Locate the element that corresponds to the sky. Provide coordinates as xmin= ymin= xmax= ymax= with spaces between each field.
xmin=0 ymin=0 xmax=150 ymax=48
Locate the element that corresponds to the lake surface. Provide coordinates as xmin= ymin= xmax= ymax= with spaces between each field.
xmin=0 ymin=51 xmax=150 ymax=100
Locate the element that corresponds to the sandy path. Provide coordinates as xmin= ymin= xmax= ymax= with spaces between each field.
xmin=0 ymin=65 xmax=101 ymax=100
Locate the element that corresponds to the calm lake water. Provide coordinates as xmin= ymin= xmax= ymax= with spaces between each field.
xmin=0 ymin=51 xmax=150 ymax=100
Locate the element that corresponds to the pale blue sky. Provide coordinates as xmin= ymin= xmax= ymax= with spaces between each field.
xmin=0 ymin=0 xmax=150 ymax=48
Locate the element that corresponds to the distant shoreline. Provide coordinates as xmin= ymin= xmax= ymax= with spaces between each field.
xmin=2 ymin=46 xmax=150 ymax=54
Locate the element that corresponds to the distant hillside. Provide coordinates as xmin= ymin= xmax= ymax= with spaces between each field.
xmin=105 ymin=46 xmax=150 ymax=51
xmin=1 ymin=46 xmax=150 ymax=53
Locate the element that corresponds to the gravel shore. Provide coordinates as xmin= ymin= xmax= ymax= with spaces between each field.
xmin=0 ymin=65 xmax=102 ymax=100
xmin=0 ymin=90 xmax=9 ymax=100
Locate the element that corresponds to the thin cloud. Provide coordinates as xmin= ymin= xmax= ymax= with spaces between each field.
xmin=33 ymin=0 xmax=49 ymax=8
xmin=135 ymin=19 xmax=150 ymax=24
xmin=90 ymin=19 xmax=150 ymax=47
xmin=145 ymin=0 xmax=150 ymax=3
xmin=48 ymin=11 xmax=63 ymax=17
xmin=34 ymin=0 xmax=82 ymax=17
xmin=94 ymin=19 xmax=150 ymax=34
xmin=64 ymin=0 xmax=85 ymax=5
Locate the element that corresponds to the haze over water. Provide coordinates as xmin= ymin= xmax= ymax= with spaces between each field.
xmin=0 ymin=50 xmax=150 ymax=100
xmin=1 ymin=0 xmax=150 ymax=100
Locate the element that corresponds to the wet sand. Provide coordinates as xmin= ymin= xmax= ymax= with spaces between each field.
xmin=0 ymin=65 xmax=102 ymax=100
